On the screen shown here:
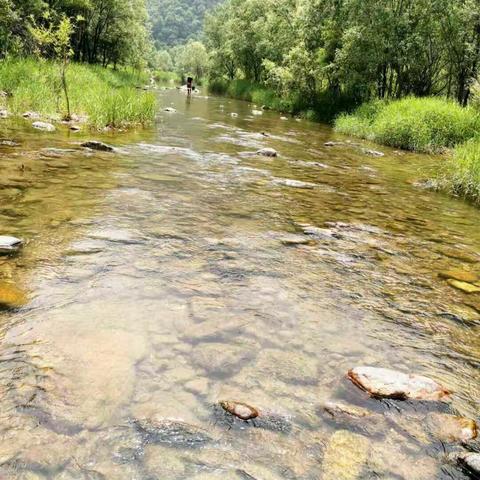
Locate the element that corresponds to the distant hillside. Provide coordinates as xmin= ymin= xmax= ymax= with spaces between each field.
xmin=148 ymin=0 xmax=223 ymax=47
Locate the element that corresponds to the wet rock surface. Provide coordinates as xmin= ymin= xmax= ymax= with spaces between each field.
xmin=256 ymin=147 xmax=277 ymax=157
xmin=81 ymin=141 xmax=114 ymax=152
xmin=0 ymin=281 xmax=27 ymax=308
xmin=348 ymin=366 xmax=450 ymax=400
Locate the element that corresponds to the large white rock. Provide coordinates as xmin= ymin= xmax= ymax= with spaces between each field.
xmin=0 ymin=236 xmax=23 ymax=253
xmin=348 ymin=366 xmax=450 ymax=401
xmin=458 ymin=452 xmax=480 ymax=475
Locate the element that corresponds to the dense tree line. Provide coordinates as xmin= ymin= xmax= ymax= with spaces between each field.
xmin=205 ymin=0 xmax=480 ymax=106
xmin=0 ymin=0 xmax=152 ymax=68
xmin=148 ymin=0 xmax=222 ymax=47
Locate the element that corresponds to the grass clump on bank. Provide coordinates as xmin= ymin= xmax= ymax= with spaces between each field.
xmin=440 ymin=139 xmax=480 ymax=204
xmin=335 ymin=97 xmax=480 ymax=153
xmin=0 ymin=58 xmax=156 ymax=129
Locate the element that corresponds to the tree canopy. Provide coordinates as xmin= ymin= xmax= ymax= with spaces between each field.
xmin=147 ymin=0 xmax=223 ymax=47
xmin=0 ymin=0 xmax=152 ymax=68
xmin=205 ymin=0 xmax=480 ymax=106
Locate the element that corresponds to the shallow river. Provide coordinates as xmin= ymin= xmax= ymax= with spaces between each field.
xmin=0 ymin=90 xmax=479 ymax=479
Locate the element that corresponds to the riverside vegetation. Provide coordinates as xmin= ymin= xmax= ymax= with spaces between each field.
xmin=202 ymin=0 xmax=480 ymax=205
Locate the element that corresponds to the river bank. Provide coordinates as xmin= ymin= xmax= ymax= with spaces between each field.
xmin=0 ymin=58 xmax=156 ymax=131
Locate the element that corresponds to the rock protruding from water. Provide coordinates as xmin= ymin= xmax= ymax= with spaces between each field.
xmin=427 ymin=413 xmax=477 ymax=442
xmin=220 ymin=401 xmax=259 ymax=421
xmin=362 ymin=148 xmax=385 ymax=157
xmin=23 ymin=111 xmax=40 ymax=119
xmin=0 ymin=109 xmax=7 ymax=118
xmin=323 ymin=430 xmax=369 ymax=480
xmin=135 ymin=418 xmax=212 ymax=448
xmin=457 ymin=452 xmax=480 ymax=476
xmin=164 ymin=107 xmax=177 ymax=113
xmin=0 ymin=236 xmax=23 ymax=254
xmin=32 ymin=121 xmax=56 ymax=132
xmin=81 ymin=141 xmax=114 ymax=152
xmin=252 ymin=110 xmax=263 ymax=116
xmin=256 ymin=148 xmax=277 ymax=157
xmin=348 ymin=366 xmax=450 ymax=401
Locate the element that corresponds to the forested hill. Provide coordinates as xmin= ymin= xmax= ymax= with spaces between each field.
xmin=148 ymin=0 xmax=223 ymax=46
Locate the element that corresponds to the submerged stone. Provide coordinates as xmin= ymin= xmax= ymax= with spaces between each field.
xmin=0 ymin=235 xmax=23 ymax=254
xmin=439 ymin=270 xmax=478 ymax=284
xmin=135 ymin=418 xmax=212 ymax=448
xmin=32 ymin=121 xmax=56 ymax=132
xmin=0 ymin=282 xmax=27 ymax=309
xmin=324 ymin=401 xmax=373 ymax=419
xmin=81 ymin=141 xmax=114 ymax=152
xmin=348 ymin=366 xmax=450 ymax=401
xmin=256 ymin=147 xmax=278 ymax=157
xmin=220 ymin=401 xmax=259 ymax=421
xmin=427 ymin=413 xmax=477 ymax=442
xmin=322 ymin=430 xmax=369 ymax=480
xmin=447 ymin=279 xmax=480 ymax=294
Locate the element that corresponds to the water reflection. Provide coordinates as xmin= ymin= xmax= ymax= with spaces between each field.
xmin=0 ymin=91 xmax=478 ymax=479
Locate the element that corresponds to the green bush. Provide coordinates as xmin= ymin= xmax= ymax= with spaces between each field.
xmin=0 ymin=58 xmax=156 ymax=129
xmin=440 ymin=138 xmax=480 ymax=204
xmin=335 ymin=97 xmax=480 ymax=153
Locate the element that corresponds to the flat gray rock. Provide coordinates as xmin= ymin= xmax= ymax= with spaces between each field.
xmin=0 ymin=236 xmax=24 ymax=254
xmin=348 ymin=366 xmax=450 ymax=401
xmin=32 ymin=121 xmax=56 ymax=132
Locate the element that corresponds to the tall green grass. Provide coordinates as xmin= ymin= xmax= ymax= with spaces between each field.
xmin=336 ymin=97 xmax=480 ymax=153
xmin=0 ymin=58 xmax=156 ymax=129
xmin=440 ymin=138 xmax=480 ymax=204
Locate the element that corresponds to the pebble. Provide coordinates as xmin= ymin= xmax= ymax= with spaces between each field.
xmin=220 ymin=401 xmax=259 ymax=421
xmin=348 ymin=366 xmax=450 ymax=401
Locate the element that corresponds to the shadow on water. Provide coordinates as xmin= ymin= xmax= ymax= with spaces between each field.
xmin=0 ymin=90 xmax=478 ymax=479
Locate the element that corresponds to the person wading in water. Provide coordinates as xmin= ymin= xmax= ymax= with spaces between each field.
xmin=187 ymin=77 xmax=193 ymax=96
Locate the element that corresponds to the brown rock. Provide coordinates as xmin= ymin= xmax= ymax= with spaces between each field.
xmin=220 ymin=401 xmax=259 ymax=421
xmin=439 ymin=269 xmax=478 ymax=284
xmin=0 ymin=282 xmax=27 ymax=308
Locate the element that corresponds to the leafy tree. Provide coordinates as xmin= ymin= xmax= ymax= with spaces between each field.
xmin=175 ymin=41 xmax=209 ymax=81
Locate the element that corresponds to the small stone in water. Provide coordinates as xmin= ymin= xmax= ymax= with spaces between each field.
xmin=23 ymin=111 xmax=40 ymax=119
xmin=164 ymin=107 xmax=177 ymax=113
xmin=447 ymin=279 xmax=480 ymax=294
xmin=427 ymin=413 xmax=477 ymax=442
xmin=0 ymin=109 xmax=7 ymax=118
xmin=324 ymin=141 xmax=343 ymax=147
xmin=231 ymin=113 xmax=239 ymax=118
xmin=324 ymin=401 xmax=373 ymax=418
xmin=0 ymin=236 xmax=23 ymax=254
xmin=348 ymin=366 xmax=450 ymax=401
xmin=81 ymin=141 xmax=114 ymax=152
xmin=256 ymin=148 xmax=277 ymax=157
xmin=32 ymin=121 xmax=56 ymax=132
xmin=252 ymin=110 xmax=263 ymax=115
xmin=220 ymin=401 xmax=259 ymax=421
xmin=362 ymin=148 xmax=385 ymax=157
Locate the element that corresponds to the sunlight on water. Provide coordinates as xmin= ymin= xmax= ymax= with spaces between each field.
xmin=0 ymin=91 xmax=479 ymax=479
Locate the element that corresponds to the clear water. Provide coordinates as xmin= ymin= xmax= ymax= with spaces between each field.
xmin=0 ymin=91 xmax=479 ymax=479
